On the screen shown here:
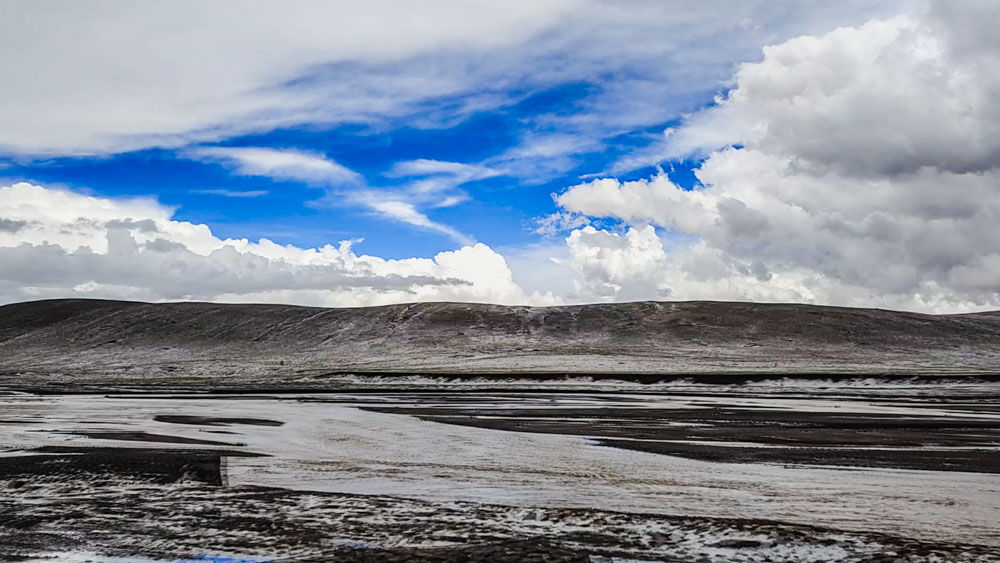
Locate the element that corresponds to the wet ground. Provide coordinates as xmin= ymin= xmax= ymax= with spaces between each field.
xmin=1 ymin=378 xmax=999 ymax=561
xmin=366 ymin=402 xmax=1000 ymax=473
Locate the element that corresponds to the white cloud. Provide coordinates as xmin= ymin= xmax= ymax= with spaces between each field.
xmin=345 ymin=158 xmax=503 ymax=242
xmin=9 ymin=2 xmax=997 ymax=314
xmin=488 ymin=134 xmax=604 ymax=184
xmin=562 ymin=226 xmax=672 ymax=301
xmin=0 ymin=182 xmax=555 ymax=306
xmin=0 ymin=1 xmax=579 ymax=156
xmin=560 ymin=225 xmax=817 ymax=304
xmin=380 ymin=159 xmax=500 ymax=207
xmin=667 ymin=12 xmax=1000 ymax=176
xmin=185 ymin=148 xmax=479 ymax=243
xmin=532 ymin=211 xmax=590 ymax=237
xmin=190 ymin=189 xmax=270 ymax=198
xmin=385 ymin=159 xmax=499 ymax=182
xmin=188 ymin=147 xmax=364 ymax=186
xmin=554 ymin=4 xmax=1000 ymax=313
xmin=0 ymin=0 xmax=907 ymax=183
xmin=366 ymin=200 xmax=475 ymax=245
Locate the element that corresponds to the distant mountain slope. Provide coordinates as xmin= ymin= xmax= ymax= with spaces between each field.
xmin=1 ymin=299 xmax=998 ymax=389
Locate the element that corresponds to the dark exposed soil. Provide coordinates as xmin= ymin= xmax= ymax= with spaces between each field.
xmin=317 ymin=539 xmax=591 ymax=562
xmin=2 ymin=447 xmax=263 ymax=486
xmin=2 ymin=448 xmax=997 ymax=562
xmin=59 ymin=430 xmax=241 ymax=446
xmin=154 ymin=414 xmax=284 ymax=426
xmin=593 ymin=439 xmax=999 ymax=472
xmin=364 ymin=405 xmax=1000 ymax=473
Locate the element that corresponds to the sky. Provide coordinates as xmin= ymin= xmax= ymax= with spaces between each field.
xmin=2 ymin=0 xmax=999 ymax=312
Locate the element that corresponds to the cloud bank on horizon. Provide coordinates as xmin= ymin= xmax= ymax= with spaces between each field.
xmin=1 ymin=0 xmax=998 ymax=312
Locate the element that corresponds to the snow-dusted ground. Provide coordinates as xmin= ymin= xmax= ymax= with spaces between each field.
xmin=3 ymin=388 xmax=998 ymax=550
xmin=256 ymin=373 xmax=1000 ymax=397
xmin=6 ymin=300 xmax=1000 ymax=391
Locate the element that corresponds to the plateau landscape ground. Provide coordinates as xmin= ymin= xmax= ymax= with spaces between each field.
xmin=1 ymin=299 xmax=999 ymax=561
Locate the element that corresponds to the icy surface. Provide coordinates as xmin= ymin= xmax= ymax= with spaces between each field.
xmin=3 ymin=392 xmax=999 ymax=547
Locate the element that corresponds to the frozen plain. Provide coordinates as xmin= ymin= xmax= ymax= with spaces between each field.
xmin=2 ymin=382 xmax=999 ymax=561
xmin=2 ymin=299 xmax=1000 ymax=561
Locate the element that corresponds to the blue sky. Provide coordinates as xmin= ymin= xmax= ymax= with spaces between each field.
xmin=2 ymin=82 xmax=705 ymax=258
xmin=0 ymin=1 xmax=900 ymax=257
xmin=4 ymin=1 xmax=999 ymax=313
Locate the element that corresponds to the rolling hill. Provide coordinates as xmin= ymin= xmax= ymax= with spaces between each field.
xmin=1 ymin=298 xmax=998 ymax=390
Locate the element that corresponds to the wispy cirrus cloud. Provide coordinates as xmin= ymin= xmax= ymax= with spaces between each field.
xmin=186 ymin=147 xmax=364 ymax=186
xmin=190 ymin=189 xmax=270 ymax=198
xmin=185 ymin=147 xmax=488 ymax=244
xmin=366 ymin=201 xmax=475 ymax=246
xmin=1 ymin=0 xmax=907 ymax=178
xmin=380 ymin=158 xmax=501 ymax=207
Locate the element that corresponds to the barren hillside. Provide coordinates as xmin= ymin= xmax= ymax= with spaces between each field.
xmin=1 ymin=299 xmax=998 ymax=390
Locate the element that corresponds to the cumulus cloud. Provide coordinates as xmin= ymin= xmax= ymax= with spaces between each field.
xmin=0 ymin=218 xmax=32 ymax=233
xmin=562 ymin=226 xmax=672 ymax=301
xmin=560 ymin=226 xmax=814 ymax=304
xmin=554 ymin=3 xmax=1000 ymax=312
xmin=667 ymin=12 xmax=1000 ymax=176
xmin=0 ymin=183 xmax=555 ymax=306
